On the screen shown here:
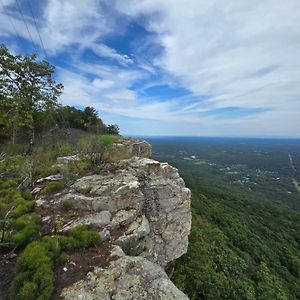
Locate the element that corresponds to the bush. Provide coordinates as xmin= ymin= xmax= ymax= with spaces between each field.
xmin=13 ymin=224 xmax=40 ymax=247
xmin=11 ymin=242 xmax=54 ymax=300
xmin=41 ymin=181 xmax=62 ymax=194
xmin=68 ymin=225 xmax=101 ymax=248
xmin=62 ymin=200 xmax=73 ymax=210
xmin=0 ymin=180 xmax=40 ymax=248
xmin=11 ymin=226 xmax=101 ymax=299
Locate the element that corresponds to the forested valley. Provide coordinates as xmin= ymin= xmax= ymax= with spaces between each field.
xmin=147 ymin=137 xmax=300 ymax=300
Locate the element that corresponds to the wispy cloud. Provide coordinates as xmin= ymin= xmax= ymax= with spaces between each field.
xmin=0 ymin=0 xmax=300 ymax=136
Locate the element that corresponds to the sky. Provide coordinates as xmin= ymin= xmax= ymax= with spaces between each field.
xmin=0 ymin=0 xmax=300 ymax=137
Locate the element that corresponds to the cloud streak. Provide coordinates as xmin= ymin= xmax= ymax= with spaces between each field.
xmin=0 ymin=0 xmax=300 ymax=136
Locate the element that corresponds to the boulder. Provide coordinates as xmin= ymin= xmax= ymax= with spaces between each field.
xmin=61 ymin=256 xmax=189 ymax=300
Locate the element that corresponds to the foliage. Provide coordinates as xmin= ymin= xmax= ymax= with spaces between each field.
xmin=77 ymin=134 xmax=114 ymax=165
xmin=0 ymin=180 xmax=40 ymax=248
xmin=0 ymin=44 xmax=63 ymax=143
xmin=41 ymin=181 xmax=62 ymax=194
xmin=11 ymin=241 xmax=54 ymax=300
xmin=147 ymin=137 xmax=300 ymax=300
xmin=11 ymin=226 xmax=101 ymax=299
xmin=61 ymin=199 xmax=73 ymax=210
xmin=106 ymin=124 xmax=120 ymax=135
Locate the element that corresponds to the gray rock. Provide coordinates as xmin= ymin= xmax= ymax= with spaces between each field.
xmin=44 ymin=139 xmax=191 ymax=300
xmin=108 ymin=209 xmax=138 ymax=229
xmin=115 ymin=215 xmax=150 ymax=256
xmin=56 ymin=156 xmax=191 ymax=267
xmin=36 ymin=174 xmax=63 ymax=183
xmin=100 ymin=229 xmax=111 ymax=242
xmin=61 ymin=256 xmax=189 ymax=300
xmin=61 ymin=211 xmax=112 ymax=231
xmin=57 ymin=155 xmax=79 ymax=164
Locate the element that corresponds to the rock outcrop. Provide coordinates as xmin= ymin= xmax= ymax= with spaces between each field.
xmin=62 ymin=254 xmax=189 ymax=300
xmin=36 ymin=139 xmax=191 ymax=299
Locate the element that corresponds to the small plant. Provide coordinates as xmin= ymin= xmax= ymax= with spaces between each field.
xmin=41 ymin=181 xmax=62 ymax=194
xmin=68 ymin=225 xmax=101 ymax=248
xmin=62 ymin=199 xmax=73 ymax=210
xmin=11 ymin=241 xmax=54 ymax=300
xmin=0 ymin=180 xmax=40 ymax=248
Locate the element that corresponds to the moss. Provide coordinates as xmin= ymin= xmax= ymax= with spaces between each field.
xmin=41 ymin=181 xmax=62 ymax=194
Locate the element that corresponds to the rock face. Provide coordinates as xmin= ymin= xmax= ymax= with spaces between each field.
xmin=61 ymin=255 xmax=189 ymax=300
xmin=36 ymin=138 xmax=191 ymax=299
xmin=111 ymin=138 xmax=152 ymax=159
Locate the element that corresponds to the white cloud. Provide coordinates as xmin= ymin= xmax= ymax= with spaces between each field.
xmin=115 ymin=0 xmax=300 ymax=134
xmin=91 ymin=43 xmax=133 ymax=65
xmin=1 ymin=0 xmax=300 ymax=136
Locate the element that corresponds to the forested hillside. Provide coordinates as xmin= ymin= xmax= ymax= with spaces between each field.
xmin=147 ymin=137 xmax=300 ymax=300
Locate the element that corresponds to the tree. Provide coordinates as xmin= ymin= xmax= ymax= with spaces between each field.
xmin=106 ymin=124 xmax=120 ymax=135
xmin=0 ymin=44 xmax=63 ymax=143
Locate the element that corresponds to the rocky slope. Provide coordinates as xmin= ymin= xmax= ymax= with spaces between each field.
xmin=36 ymin=139 xmax=191 ymax=299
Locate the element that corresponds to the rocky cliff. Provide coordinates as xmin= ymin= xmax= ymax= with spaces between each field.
xmin=36 ymin=139 xmax=191 ymax=299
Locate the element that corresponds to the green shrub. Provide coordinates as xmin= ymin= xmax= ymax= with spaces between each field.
xmin=41 ymin=181 xmax=62 ymax=194
xmin=62 ymin=199 xmax=73 ymax=210
xmin=21 ymin=190 xmax=33 ymax=201
xmin=68 ymin=225 xmax=101 ymax=248
xmin=0 ymin=180 xmax=40 ymax=248
xmin=0 ymin=143 xmax=27 ymax=156
xmin=11 ymin=201 xmax=35 ymax=218
xmin=11 ymin=226 xmax=101 ymax=299
xmin=11 ymin=242 xmax=54 ymax=300
xmin=13 ymin=213 xmax=41 ymax=231
xmin=13 ymin=224 xmax=40 ymax=247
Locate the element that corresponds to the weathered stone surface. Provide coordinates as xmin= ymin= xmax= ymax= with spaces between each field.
xmin=61 ymin=256 xmax=189 ymax=300
xmin=57 ymin=155 xmax=79 ymax=164
xmin=115 ymin=215 xmax=150 ymax=256
xmin=100 ymin=228 xmax=111 ymax=242
xmin=55 ymin=156 xmax=191 ymax=267
xmin=108 ymin=209 xmax=138 ymax=229
xmin=36 ymin=174 xmax=63 ymax=183
xmin=39 ymin=139 xmax=191 ymax=299
xmin=129 ymin=158 xmax=191 ymax=267
xmin=110 ymin=138 xmax=152 ymax=160
xmin=61 ymin=211 xmax=112 ymax=231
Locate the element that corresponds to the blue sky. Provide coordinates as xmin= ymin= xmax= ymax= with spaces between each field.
xmin=1 ymin=0 xmax=300 ymax=137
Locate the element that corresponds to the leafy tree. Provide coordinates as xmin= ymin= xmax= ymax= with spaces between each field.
xmin=106 ymin=124 xmax=120 ymax=135
xmin=0 ymin=44 xmax=63 ymax=143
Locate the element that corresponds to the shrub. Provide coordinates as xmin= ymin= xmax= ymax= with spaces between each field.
xmin=62 ymin=200 xmax=73 ymax=210
xmin=41 ymin=181 xmax=62 ymax=194
xmin=13 ymin=224 xmax=40 ymax=247
xmin=68 ymin=225 xmax=101 ymax=248
xmin=11 ymin=242 xmax=54 ymax=300
xmin=0 ymin=180 xmax=40 ymax=248
xmin=11 ymin=227 xmax=101 ymax=299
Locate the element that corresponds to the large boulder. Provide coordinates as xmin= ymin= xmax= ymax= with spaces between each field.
xmin=61 ymin=255 xmax=189 ymax=300
xmin=36 ymin=139 xmax=191 ymax=299
xmin=55 ymin=157 xmax=191 ymax=267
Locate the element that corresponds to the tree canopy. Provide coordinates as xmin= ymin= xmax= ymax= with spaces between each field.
xmin=0 ymin=44 xmax=63 ymax=143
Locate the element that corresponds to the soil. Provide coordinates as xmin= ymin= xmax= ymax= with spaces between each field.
xmin=52 ymin=243 xmax=115 ymax=299
xmin=0 ymin=252 xmax=17 ymax=300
